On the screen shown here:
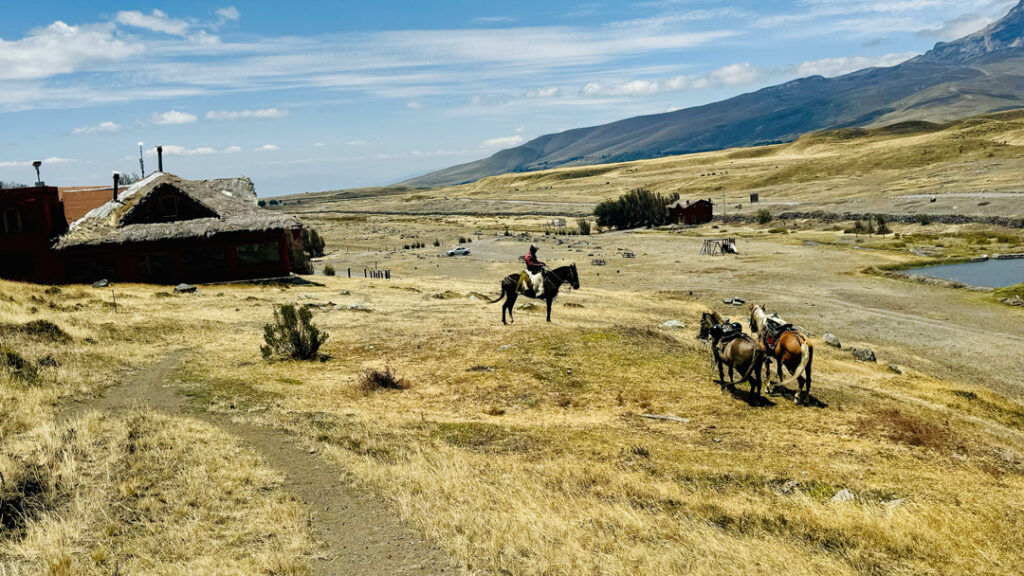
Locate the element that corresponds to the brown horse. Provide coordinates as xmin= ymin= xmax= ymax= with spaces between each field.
xmin=490 ymin=264 xmax=579 ymax=324
xmin=699 ymin=311 xmax=764 ymax=399
xmin=749 ymin=305 xmax=813 ymax=404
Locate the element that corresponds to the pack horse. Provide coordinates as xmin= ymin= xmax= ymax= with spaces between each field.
xmin=749 ymin=305 xmax=814 ymax=404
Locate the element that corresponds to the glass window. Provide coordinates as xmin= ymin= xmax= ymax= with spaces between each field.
xmin=2 ymin=208 xmax=22 ymax=233
xmin=138 ymin=252 xmax=171 ymax=278
xmin=236 ymin=242 xmax=281 ymax=266
xmin=182 ymin=247 xmax=226 ymax=272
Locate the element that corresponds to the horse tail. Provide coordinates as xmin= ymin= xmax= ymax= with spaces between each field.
xmin=777 ymin=333 xmax=811 ymax=388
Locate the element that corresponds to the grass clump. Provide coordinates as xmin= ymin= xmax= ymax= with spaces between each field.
xmin=323 ymin=264 xmax=336 ymax=276
xmin=0 ymin=319 xmax=71 ymax=343
xmin=260 ymin=304 xmax=329 ymax=361
xmin=359 ymin=364 xmax=409 ymax=391
xmin=577 ymin=219 xmax=592 ymax=235
xmin=1 ymin=345 xmax=38 ymax=382
xmin=756 ymin=208 xmax=773 ymax=224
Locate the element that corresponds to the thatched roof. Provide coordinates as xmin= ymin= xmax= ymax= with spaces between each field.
xmin=54 ymin=172 xmax=301 ymax=250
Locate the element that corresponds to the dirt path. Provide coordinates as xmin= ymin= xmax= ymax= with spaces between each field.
xmin=69 ymin=350 xmax=454 ymax=576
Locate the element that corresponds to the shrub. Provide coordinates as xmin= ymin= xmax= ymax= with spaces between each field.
xmin=261 ymin=304 xmax=329 ymax=361
xmin=577 ymin=219 xmax=591 ymax=235
xmin=323 ymin=265 xmax=336 ymax=276
xmin=303 ymin=227 xmax=326 ymax=257
xmin=433 ymin=238 xmax=441 ymax=246
xmin=504 ymin=226 xmax=512 ymax=237
xmin=1 ymin=346 xmax=38 ymax=381
xmin=0 ymin=320 xmax=71 ymax=343
xmin=359 ymin=364 xmax=408 ymax=391
xmin=876 ymin=214 xmax=891 ymax=236
xmin=755 ymin=209 xmax=773 ymax=224
xmin=594 ymin=187 xmax=679 ymax=230
xmin=917 ymin=214 xmax=932 ymax=225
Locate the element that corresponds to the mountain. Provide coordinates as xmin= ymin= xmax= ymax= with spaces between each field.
xmin=405 ymin=1 xmax=1024 ymax=188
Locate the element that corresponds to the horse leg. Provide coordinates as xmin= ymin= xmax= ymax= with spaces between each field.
xmin=714 ymin=349 xmax=725 ymax=388
xmin=506 ymin=291 xmax=517 ymax=325
xmin=546 ymin=297 xmax=552 ymax=322
xmin=728 ymin=364 xmax=735 ymax=389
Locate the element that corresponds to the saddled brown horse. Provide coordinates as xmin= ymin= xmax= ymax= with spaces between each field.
xmin=490 ymin=264 xmax=579 ymax=324
xmin=749 ymin=304 xmax=814 ymax=404
xmin=699 ymin=311 xmax=764 ymax=399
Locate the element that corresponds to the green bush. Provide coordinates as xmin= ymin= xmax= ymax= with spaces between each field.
xmin=593 ymin=187 xmax=679 ymax=230
xmin=303 ymin=227 xmax=326 ymax=257
xmin=876 ymin=215 xmax=891 ymax=236
xmin=755 ymin=209 xmax=773 ymax=224
xmin=577 ymin=219 xmax=591 ymax=235
xmin=917 ymin=214 xmax=932 ymax=226
xmin=261 ymin=304 xmax=329 ymax=361
xmin=323 ymin=265 xmax=336 ymax=276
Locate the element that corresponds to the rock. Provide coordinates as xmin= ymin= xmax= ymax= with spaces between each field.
xmin=174 ymin=283 xmax=197 ymax=293
xmin=823 ymin=333 xmax=842 ymax=348
xmin=659 ymin=320 xmax=687 ymax=329
xmin=850 ymin=347 xmax=876 ymax=362
xmin=723 ymin=298 xmax=733 ymax=304
xmin=92 ymin=279 xmax=109 ymax=288
xmin=498 ymin=345 xmax=512 ymax=351
xmin=888 ymin=364 xmax=903 ymax=375
xmin=884 ymin=498 xmax=905 ymax=509
xmin=347 ymin=303 xmax=371 ymax=312
xmin=832 ymin=488 xmax=855 ymax=503
xmin=778 ymin=480 xmax=800 ymax=494
xmin=730 ymin=297 xmax=745 ymax=305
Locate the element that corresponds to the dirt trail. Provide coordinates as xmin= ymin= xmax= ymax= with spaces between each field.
xmin=68 ymin=350 xmax=453 ymax=576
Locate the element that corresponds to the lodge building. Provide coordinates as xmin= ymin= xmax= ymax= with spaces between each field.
xmin=0 ymin=172 xmax=306 ymax=285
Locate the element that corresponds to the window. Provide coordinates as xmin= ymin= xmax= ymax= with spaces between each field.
xmin=2 ymin=208 xmax=22 ymax=233
xmin=138 ymin=252 xmax=171 ymax=279
xmin=236 ymin=242 xmax=281 ymax=266
xmin=182 ymin=247 xmax=226 ymax=274
xmin=158 ymin=196 xmax=179 ymax=218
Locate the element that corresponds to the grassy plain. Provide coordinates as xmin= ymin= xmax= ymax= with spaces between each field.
xmin=3 ymin=107 xmax=1024 ymax=574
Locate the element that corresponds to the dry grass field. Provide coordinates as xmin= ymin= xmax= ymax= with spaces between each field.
xmin=4 ymin=107 xmax=1024 ymax=574
xmin=1 ymin=213 xmax=1021 ymax=575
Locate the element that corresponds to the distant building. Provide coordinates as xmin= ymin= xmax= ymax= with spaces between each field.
xmin=1 ymin=172 xmax=308 ymax=284
xmin=667 ymin=198 xmax=713 ymax=225
xmin=58 ymin=186 xmax=115 ymax=224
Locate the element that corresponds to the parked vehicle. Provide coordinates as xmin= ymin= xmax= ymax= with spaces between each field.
xmin=446 ymin=246 xmax=471 ymax=256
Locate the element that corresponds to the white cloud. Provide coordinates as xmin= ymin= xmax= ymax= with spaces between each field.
xmin=916 ymin=13 xmax=994 ymax=40
xmin=406 ymin=100 xmax=426 ymax=109
xmin=152 ymin=110 xmax=198 ymax=124
xmin=205 ymin=108 xmax=287 ymax=120
xmin=707 ymin=62 xmax=763 ymax=86
xmin=115 ymin=9 xmax=189 ymax=36
xmin=146 ymin=145 xmax=216 ymax=156
xmin=347 ymin=140 xmax=368 ymax=146
xmin=223 ymin=145 xmax=242 ymax=153
xmin=0 ymin=21 xmax=143 ymax=80
xmin=72 ymin=121 xmax=122 ymax=135
xmin=256 ymin=144 xmax=279 ymax=151
xmin=313 ymin=142 xmax=325 ymax=147
xmin=580 ymin=62 xmax=764 ymax=97
xmin=0 ymin=156 xmax=77 ymax=168
xmin=482 ymin=128 xmax=527 ymax=148
xmin=796 ymin=52 xmax=917 ymax=77
xmin=216 ymin=7 xmax=241 ymax=22
xmin=524 ymin=87 xmax=562 ymax=99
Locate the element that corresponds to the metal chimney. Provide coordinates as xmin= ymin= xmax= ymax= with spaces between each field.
xmin=156 ymin=146 xmax=163 ymax=172
xmin=112 ymin=172 xmax=120 ymax=201
xmin=32 ymin=160 xmax=43 ymax=186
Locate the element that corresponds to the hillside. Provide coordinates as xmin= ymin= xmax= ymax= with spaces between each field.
xmin=405 ymin=1 xmax=1024 ymax=188
xmin=273 ymin=108 xmax=1024 ymax=223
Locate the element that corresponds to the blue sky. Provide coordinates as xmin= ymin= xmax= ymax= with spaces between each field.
xmin=0 ymin=0 xmax=1017 ymax=196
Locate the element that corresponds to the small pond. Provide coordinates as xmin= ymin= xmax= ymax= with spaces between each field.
xmin=908 ymin=258 xmax=1024 ymax=288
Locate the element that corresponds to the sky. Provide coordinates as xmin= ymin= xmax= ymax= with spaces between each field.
xmin=0 ymin=0 xmax=1018 ymax=196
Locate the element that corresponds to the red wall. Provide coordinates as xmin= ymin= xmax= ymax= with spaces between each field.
xmin=0 ymin=186 xmax=67 ymax=282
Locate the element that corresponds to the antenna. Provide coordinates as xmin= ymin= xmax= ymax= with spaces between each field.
xmin=32 ymin=160 xmax=43 ymax=186
xmin=138 ymin=142 xmax=145 ymax=177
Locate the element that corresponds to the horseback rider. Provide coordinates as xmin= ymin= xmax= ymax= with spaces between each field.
xmin=518 ymin=244 xmax=546 ymax=296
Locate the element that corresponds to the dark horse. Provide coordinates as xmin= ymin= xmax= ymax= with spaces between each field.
xmin=699 ymin=311 xmax=764 ymax=399
xmin=490 ymin=264 xmax=579 ymax=324
xmin=749 ymin=304 xmax=814 ymax=404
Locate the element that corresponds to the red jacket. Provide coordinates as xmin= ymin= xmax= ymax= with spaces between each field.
xmin=525 ymin=252 xmax=545 ymax=272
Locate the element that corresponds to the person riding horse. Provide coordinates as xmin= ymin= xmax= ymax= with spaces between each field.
xmin=518 ymin=244 xmax=546 ymax=296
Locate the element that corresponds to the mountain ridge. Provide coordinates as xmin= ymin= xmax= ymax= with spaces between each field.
xmin=405 ymin=1 xmax=1024 ymax=188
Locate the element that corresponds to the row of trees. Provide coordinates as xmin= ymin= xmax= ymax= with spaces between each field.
xmin=593 ymin=187 xmax=679 ymax=230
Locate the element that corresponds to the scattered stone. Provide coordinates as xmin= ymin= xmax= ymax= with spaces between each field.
xmin=831 ymin=488 xmax=855 ymax=503
xmin=888 ymin=364 xmax=903 ymax=375
xmin=849 ymin=347 xmax=876 ymax=362
xmin=467 ymin=366 xmax=494 ymax=373
xmin=498 ymin=345 xmax=512 ymax=351
xmin=778 ymin=480 xmax=800 ymax=494
xmin=347 ymin=303 xmax=371 ymax=312
xmin=884 ymin=498 xmax=905 ymax=509
xmin=174 ymin=283 xmax=197 ymax=293
xmin=730 ymin=297 xmax=746 ymax=305
xmin=823 ymin=333 xmax=842 ymax=348
xmin=299 ymin=293 xmax=315 ymax=299
xmin=340 ymin=290 xmax=351 ymax=295
xmin=566 ymin=368 xmax=573 ymax=375
xmin=659 ymin=320 xmax=687 ymax=329
xmin=1001 ymin=297 xmax=1023 ymax=307
xmin=564 ymin=302 xmax=584 ymax=308
xmin=92 ymin=279 xmax=109 ymax=288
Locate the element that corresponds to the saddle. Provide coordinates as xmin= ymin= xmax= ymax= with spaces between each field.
xmin=763 ymin=320 xmax=794 ymax=349
xmin=710 ymin=322 xmax=744 ymax=345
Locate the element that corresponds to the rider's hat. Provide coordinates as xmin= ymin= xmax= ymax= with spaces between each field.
xmin=529 ymin=244 xmax=538 ymax=252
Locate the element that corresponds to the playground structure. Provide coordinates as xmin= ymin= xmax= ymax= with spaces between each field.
xmin=701 ymin=238 xmax=738 ymax=256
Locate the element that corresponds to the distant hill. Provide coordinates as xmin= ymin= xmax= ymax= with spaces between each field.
xmin=405 ymin=1 xmax=1024 ymax=188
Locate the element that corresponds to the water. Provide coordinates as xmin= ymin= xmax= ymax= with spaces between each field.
xmin=909 ymin=258 xmax=1024 ymax=288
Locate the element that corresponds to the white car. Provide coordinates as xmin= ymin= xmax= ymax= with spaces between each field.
xmin=446 ymin=246 xmax=471 ymax=256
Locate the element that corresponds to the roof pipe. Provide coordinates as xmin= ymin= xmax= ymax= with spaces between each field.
xmin=157 ymin=145 xmax=163 ymax=173
xmin=112 ymin=172 xmax=120 ymax=201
